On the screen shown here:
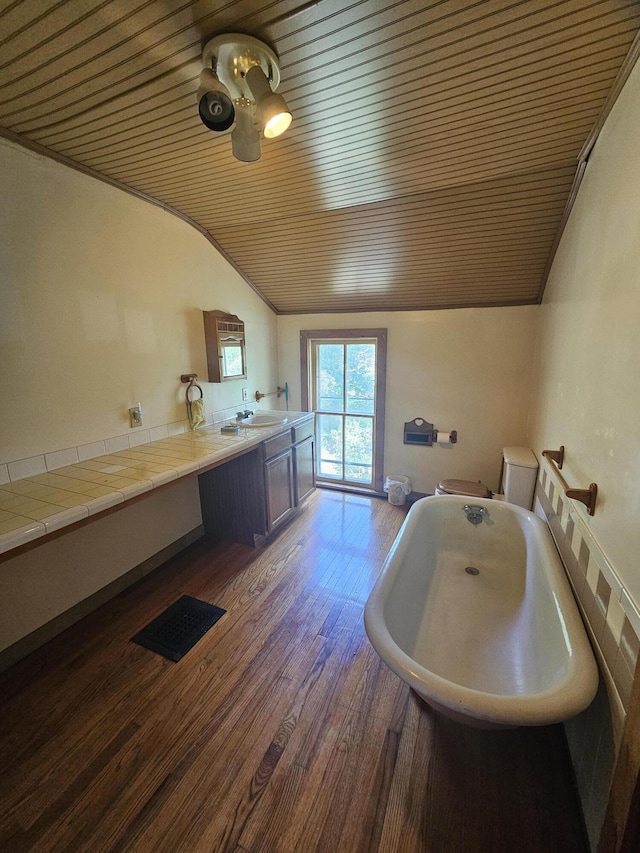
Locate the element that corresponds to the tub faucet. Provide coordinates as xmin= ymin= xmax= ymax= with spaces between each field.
xmin=463 ymin=504 xmax=488 ymax=525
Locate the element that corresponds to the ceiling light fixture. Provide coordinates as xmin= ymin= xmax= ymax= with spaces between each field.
xmin=200 ymin=34 xmax=292 ymax=162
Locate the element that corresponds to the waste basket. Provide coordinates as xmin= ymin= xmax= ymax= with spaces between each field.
xmin=383 ymin=475 xmax=411 ymax=505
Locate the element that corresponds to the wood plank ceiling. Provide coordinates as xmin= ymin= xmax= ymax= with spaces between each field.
xmin=1 ymin=0 xmax=639 ymax=314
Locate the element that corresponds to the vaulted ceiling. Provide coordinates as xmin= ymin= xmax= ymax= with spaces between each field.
xmin=1 ymin=1 xmax=639 ymax=313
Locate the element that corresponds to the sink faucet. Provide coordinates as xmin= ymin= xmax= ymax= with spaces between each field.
xmin=463 ymin=504 xmax=488 ymax=525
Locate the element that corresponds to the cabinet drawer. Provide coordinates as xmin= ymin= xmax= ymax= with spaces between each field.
xmin=293 ymin=418 xmax=314 ymax=444
xmin=262 ymin=430 xmax=292 ymax=460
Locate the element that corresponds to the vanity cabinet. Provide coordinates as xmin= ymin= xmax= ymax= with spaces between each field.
xmin=198 ymin=415 xmax=315 ymax=546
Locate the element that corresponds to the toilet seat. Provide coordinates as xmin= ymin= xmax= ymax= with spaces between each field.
xmin=436 ymin=478 xmax=492 ymax=499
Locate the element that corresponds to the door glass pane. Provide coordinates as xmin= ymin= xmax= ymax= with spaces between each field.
xmin=345 ymin=343 xmax=375 ymax=414
xmin=309 ymin=334 xmax=383 ymax=491
xmin=344 ymin=416 xmax=373 ymax=484
xmin=317 ymin=413 xmax=343 ymax=479
xmin=317 ymin=344 xmax=344 ymax=412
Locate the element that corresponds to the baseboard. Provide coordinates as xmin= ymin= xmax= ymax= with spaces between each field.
xmin=0 ymin=525 xmax=204 ymax=674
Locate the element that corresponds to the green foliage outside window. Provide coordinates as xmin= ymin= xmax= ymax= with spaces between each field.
xmin=316 ymin=343 xmax=375 ymax=484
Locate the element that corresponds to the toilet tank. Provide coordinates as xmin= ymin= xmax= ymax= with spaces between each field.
xmin=502 ymin=447 xmax=538 ymax=509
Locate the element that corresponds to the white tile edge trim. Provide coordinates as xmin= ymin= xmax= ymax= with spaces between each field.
xmin=0 ymin=398 xmax=267 ymax=483
xmin=543 ymin=457 xmax=628 ymax=616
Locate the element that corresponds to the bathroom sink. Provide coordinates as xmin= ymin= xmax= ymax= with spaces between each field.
xmin=240 ymin=413 xmax=289 ymax=427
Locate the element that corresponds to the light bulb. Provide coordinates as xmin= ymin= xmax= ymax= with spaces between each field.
xmin=264 ymin=110 xmax=292 ymax=138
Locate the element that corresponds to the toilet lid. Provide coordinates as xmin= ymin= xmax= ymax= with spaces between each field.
xmin=438 ymin=479 xmax=491 ymax=498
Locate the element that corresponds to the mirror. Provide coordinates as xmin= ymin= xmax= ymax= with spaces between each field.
xmin=203 ymin=310 xmax=247 ymax=382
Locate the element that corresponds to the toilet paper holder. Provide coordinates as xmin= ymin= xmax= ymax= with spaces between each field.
xmin=403 ymin=418 xmax=457 ymax=446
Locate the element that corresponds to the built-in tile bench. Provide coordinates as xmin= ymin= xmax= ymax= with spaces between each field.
xmin=0 ymin=412 xmax=311 ymax=559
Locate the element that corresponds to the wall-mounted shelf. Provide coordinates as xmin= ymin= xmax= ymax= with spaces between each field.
xmin=403 ymin=418 xmax=457 ymax=446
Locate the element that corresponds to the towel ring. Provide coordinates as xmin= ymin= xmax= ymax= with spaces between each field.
xmin=180 ymin=373 xmax=203 ymax=402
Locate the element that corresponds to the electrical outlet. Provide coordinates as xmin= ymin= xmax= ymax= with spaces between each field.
xmin=242 ymin=388 xmax=249 ymax=402
xmin=129 ymin=403 xmax=143 ymax=428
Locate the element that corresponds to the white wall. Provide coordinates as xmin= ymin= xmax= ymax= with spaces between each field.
xmin=529 ymin=59 xmax=640 ymax=607
xmin=0 ymin=138 xmax=278 ymax=463
xmin=278 ymin=306 xmax=539 ymax=495
xmin=0 ymin=138 xmax=279 ymax=655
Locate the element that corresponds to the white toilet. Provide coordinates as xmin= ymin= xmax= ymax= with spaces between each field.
xmin=435 ymin=446 xmax=539 ymax=510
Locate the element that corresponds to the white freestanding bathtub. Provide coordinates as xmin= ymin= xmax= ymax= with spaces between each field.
xmin=364 ymin=496 xmax=598 ymax=728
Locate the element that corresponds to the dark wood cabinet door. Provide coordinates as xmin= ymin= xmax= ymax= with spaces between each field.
xmin=294 ymin=435 xmax=315 ymax=505
xmin=264 ymin=449 xmax=295 ymax=532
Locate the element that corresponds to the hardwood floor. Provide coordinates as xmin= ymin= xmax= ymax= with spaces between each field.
xmin=0 ymin=490 xmax=588 ymax=852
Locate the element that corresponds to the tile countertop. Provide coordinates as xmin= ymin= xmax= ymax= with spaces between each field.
xmin=0 ymin=411 xmax=312 ymax=558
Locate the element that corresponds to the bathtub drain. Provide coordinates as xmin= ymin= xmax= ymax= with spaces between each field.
xmin=465 ymin=566 xmax=480 ymax=575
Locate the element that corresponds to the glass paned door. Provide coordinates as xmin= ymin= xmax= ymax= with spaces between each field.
xmin=312 ymin=339 xmax=377 ymax=488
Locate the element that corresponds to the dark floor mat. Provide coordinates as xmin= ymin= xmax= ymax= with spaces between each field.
xmin=131 ymin=595 xmax=226 ymax=661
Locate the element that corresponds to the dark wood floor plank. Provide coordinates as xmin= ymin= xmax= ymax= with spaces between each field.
xmin=116 ymin=676 xmax=303 ymax=853
xmin=378 ymin=689 xmax=432 ymax=853
xmin=308 ymin=676 xmax=409 ymax=853
xmin=0 ymin=491 xmax=588 ymax=853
